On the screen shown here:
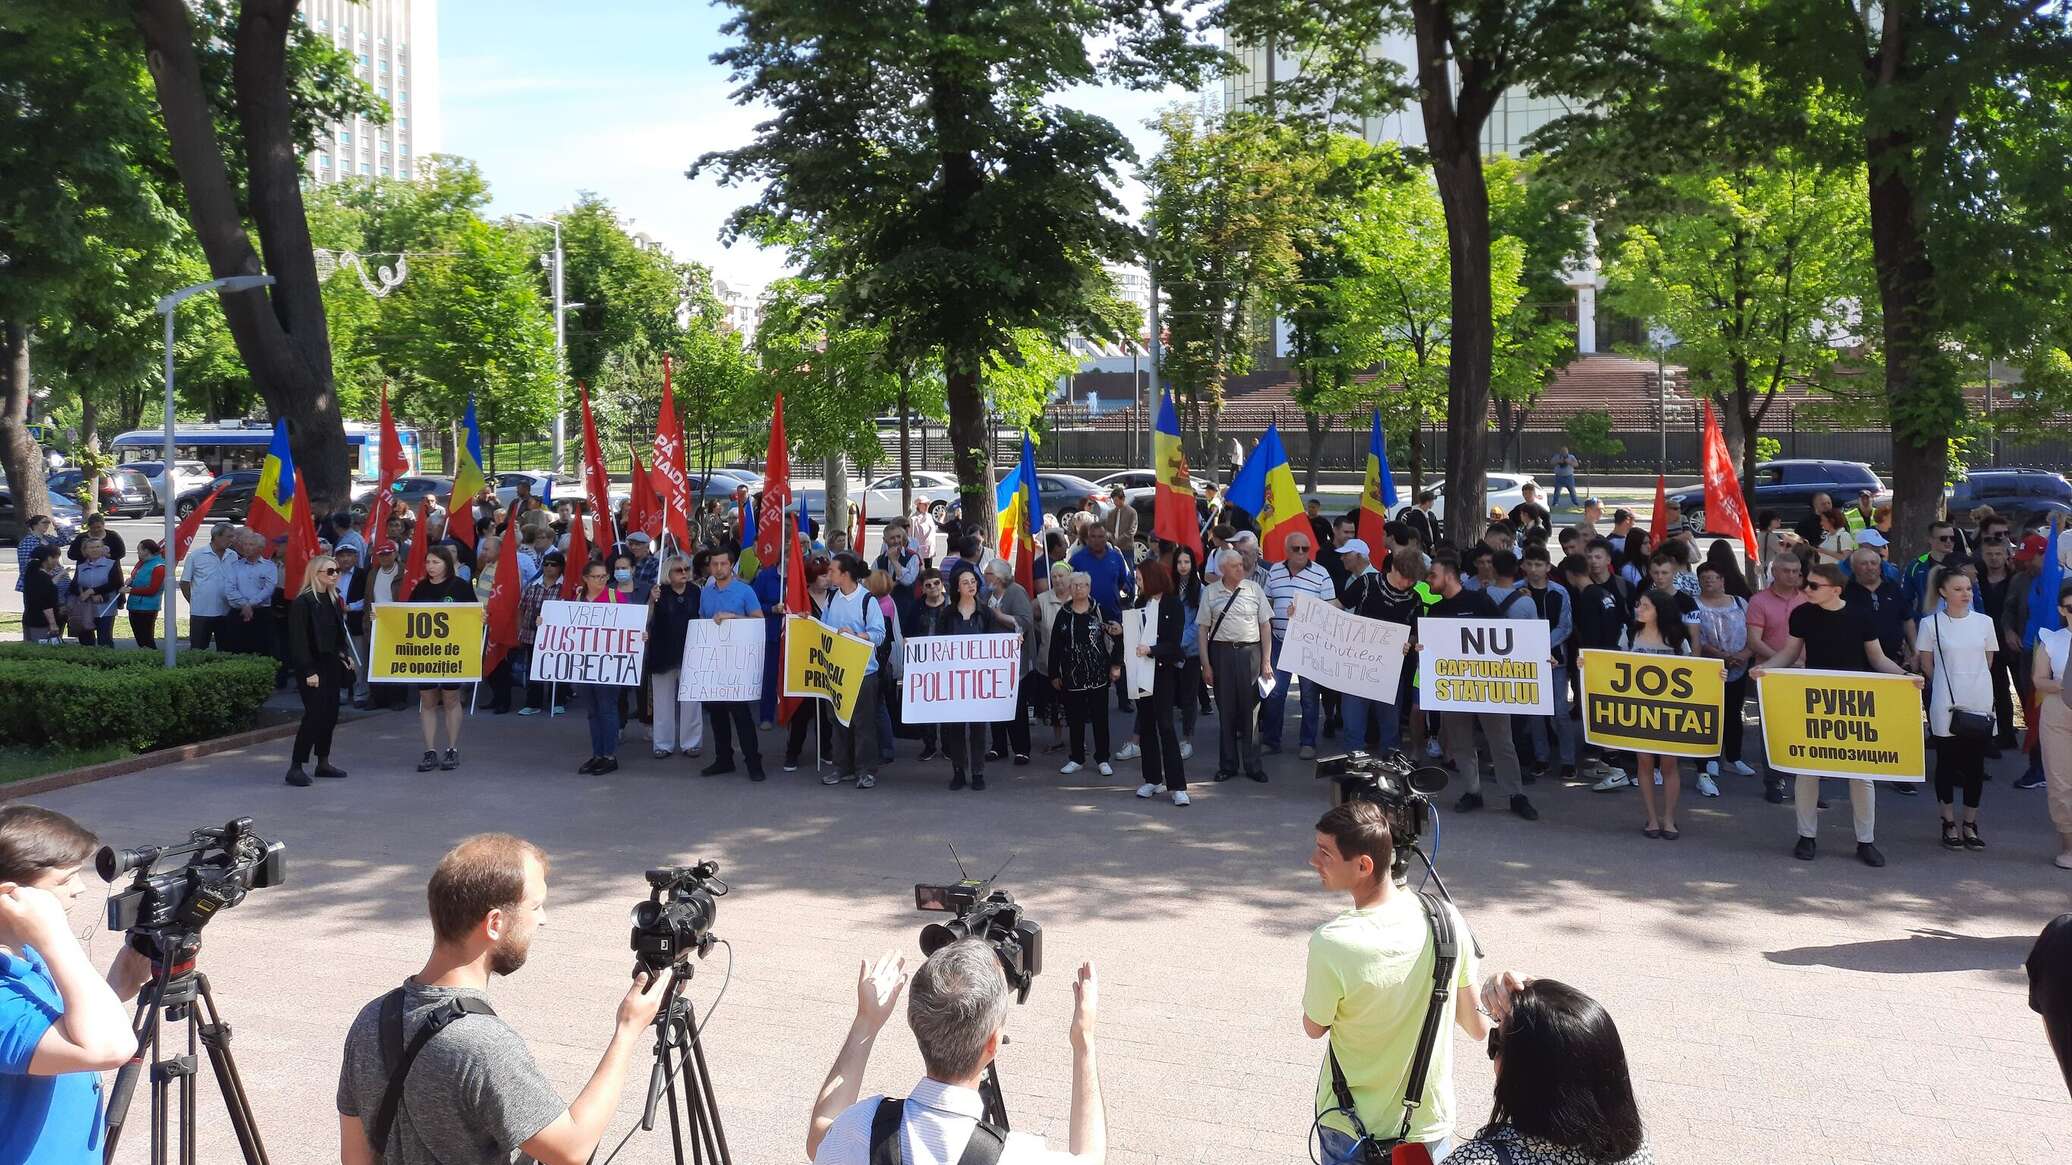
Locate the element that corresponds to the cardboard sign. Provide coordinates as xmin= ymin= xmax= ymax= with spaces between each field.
xmin=1279 ymin=599 xmax=1411 ymax=705
xmin=1757 ymin=668 xmax=1925 ymax=781
xmin=901 ymin=632 xmax=1022 ymax=724
xmin=368 ymin=602 xmax=485 ymax=683
xmin=780 ymin=615 xmax=871 ymax=724
xmin=1579 ymin=649 xmax=1726 ymax=758
xmin=529 ymin=599 xmax=649 ymax=687
xmin=1121 ymin=608 xmax=1155 ymax=699
xmin=1417 ymin=617 xmax=1553 ymax=716
xmin=680 ymin=617 xmax=767 ymax=703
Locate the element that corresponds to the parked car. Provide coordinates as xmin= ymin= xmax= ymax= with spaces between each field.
xmin=1121 ymin=486 xmax=1234 ymax=539
xmin=1949 ymin=468 xmax=2072 ymax=531
xmin=1669 ymin=459 xmax=1886 ymax=531
xmin=46 ymin=467 xmax=157 ymax=518
xmin=0 ymin=489 xmax=84 ymax=545
xmin=494 ymin=471 xmax=568 ymax=509
xmin=860 ymin=471 xmax=961 ymax=523
xmin=1416 ymin=474 xmax=1542 ymax=523
xmin=1034 ymin=473 xmax=1106 ymax=521
xmin=351 ymin=474 xmax=456 ymax=518
xmin=173 ymin=470 xmax=261 ymax=520
xmin=123 ymin=459 xmax=215 ymax=509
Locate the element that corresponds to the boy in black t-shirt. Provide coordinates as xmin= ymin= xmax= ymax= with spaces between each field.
xmin=1751 ymin=563 xmax=1925 ymax=867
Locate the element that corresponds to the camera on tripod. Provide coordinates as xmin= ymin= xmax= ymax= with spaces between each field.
xmin=630 ymin=861 xmax=726 ymax=973
xmin=98 ymin=817 xmax=285 ymax=954
xmin=914 ymin=877 xmax=1043 ymax=1004
xmin=1315 ymin=750 xmax=1449 ymax=882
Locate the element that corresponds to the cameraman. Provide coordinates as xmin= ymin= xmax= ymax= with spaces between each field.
xmin=336 ymin=834 xmax=668 ymax=1165
xmin=807 ymin=943 xmax=1104 ymax=1164
xmin=1 ymin=805 xmax=153 ymax=1163
xmin=1306 ymin=801 xmax=1486 ymax=1163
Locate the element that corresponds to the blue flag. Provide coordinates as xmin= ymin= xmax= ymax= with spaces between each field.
xmin=2027 ymin=522 xmax=2064 ymax=648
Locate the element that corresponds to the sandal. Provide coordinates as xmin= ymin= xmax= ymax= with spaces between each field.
xmin=1941 ymin=821 xmax=1964 ymax=850
xmin=1661 ymin=827 xmax=1680 ymax=841
xmin=1643 ymin=826 xmax=1662 ymax=839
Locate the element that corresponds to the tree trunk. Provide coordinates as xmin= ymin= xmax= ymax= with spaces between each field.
xmin=1866 ymin=128 xmax=1948 ymax=567
xmin=824 ymin=454 xmax=849 ymax=545
xmin=79 ymin=396 xmax=102 ymax=511
xmin=131 ymin=0 xmax=350 ymax=510
xmin=437 ymin=425 xmax=457 ymax=476
xmin=0 ymin=322 xmax=51 ymax=522
xmin=898 ymin=370 xmax=914 ymax=515
xmin=1433 ymin=147 xmax=1494 ymax=544
xmin=1302 ymin=410 xmax=1324 ymax=495
xmin=1205 ymin=402 xmax=1224 ymax=494
xmin=945 ymin=364 xmax=994 ymax=534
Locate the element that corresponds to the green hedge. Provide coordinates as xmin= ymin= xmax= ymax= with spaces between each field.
xmin=0 ymin=645 xmax=278 ymax=752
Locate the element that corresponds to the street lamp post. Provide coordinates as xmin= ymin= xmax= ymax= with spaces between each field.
xmin=1648 ymin=325 xmax=1679 ymax=476
xmin=517 ymin=214 xmax=568 ymax=474
xmin=155 ymin=274 xmax=276 ymax=669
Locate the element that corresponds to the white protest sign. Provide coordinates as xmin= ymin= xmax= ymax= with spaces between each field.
xmin=679 ymin=618 xmax=766 ymax=703
xmin=1279 ymin=599 xmax=1410 ymax=704
xmin=1121 ymin=607 xmax=1155 ymax=698
xmin=1417 ymin=616 xmax=1554 ymax=715
xmin=529 ymin=600 xmax=649 ymax=686
xmin=901 ymin=633 xmax=1022 ymax=724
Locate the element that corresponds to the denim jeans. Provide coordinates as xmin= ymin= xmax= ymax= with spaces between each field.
xmin=1262 ymin=636 xmax=1321 ymax=748
xmin=1519 ymin=664 xmax=1578 ymax=766
xmin=587 ymin=683 xmax=621 ymax=757
xmin=1315 ymin=1127 xmax=1451 ymax=1164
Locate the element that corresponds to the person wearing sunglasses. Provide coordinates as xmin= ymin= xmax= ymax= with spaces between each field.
xmin=285 ymin=554 xmax=356 ymax=787
xmin=644 ymin=555 xmax=704 ymax=762
xmin=1751 ymin=563 xmax=1925 ymax=866
xmin=1903 ymin=520 xmax=1961 ymax=618
xmin=1458 ymin=974 xmax=1653 ymax=1165
xmin=2028 ymin=581 xmax=2072 ymax=870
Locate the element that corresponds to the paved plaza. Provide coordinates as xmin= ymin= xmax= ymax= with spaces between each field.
xmin=26 ymin=700 xmax=2070 ymax=1165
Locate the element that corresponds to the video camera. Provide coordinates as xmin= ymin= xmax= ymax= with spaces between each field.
xmin=97 ymin=817 xmax=285 ymax=958
xmin=1315 ymin=750 xmax=1450 ymax=883
xmin=630 ymin=862 xmax=726 ymax=973
xmin=914 ymin=867 xmax=1043 ymax=1004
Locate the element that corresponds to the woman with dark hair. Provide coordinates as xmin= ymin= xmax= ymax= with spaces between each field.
xmin=1615 ymin=533 xmax=1652 ymax=592
xmin=1702 ymin=540 xmax=1752 ymax=599
xmin=935 ymin=567 xmax=1019 ymax=791
xmin=2030 ymin=913 xmax=2072 ymax=1095
xmin=1169 ymin=544 xmax=1206 ymax=749
xmin=1128 ymin=560 xmax=1189 ymax=804
xmin=572 ymin=558 xmax=627 ymax=774
xmin=1456 ymin=976 xmax=1652 ymax=1165
xmin=1624 ymin=589 xmax=1690 ymax=840
xmin=404 ymin=544 xmax=476 ymax=771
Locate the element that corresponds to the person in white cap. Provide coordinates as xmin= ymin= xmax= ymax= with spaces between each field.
xmin=1326 ymin=539 xmax=1423 ymax=754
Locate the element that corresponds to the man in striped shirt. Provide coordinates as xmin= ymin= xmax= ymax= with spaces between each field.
xmin=1262 ymin=532 xmax=1335 ymax=758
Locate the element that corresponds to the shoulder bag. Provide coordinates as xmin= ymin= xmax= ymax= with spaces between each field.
xmin=370 ymin=987 xmax=498 ymax=1156
xmin=1318 ymin=891 xmax=1459 ymax=1165
xmin=1932 ymin=613 xmax=1994 ymax=742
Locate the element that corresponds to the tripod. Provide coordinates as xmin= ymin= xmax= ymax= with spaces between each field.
xmin=102 ymin=933 xmax=268 ymax=1165
xmin=977 ymin=1062 xmax=1010 ymax=1130
xmin=638 ymin=963 xmax=733 ymax=1165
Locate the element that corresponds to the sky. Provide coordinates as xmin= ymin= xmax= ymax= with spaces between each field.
xmin=440 ymin=0 xmax=1206 ymax=291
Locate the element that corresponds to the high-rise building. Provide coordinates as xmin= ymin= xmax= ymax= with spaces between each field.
xmin=300 ymin=0 xmax=441 ymax=186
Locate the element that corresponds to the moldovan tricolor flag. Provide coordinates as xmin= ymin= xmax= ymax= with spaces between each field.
xmin=246 ymin=419 xmax=297 ymax=547
xmin=1357 ymin=409 xmax=1398 ymax=552
xmin=445 ymin=397 xmax=488 ymax=548
xmin=1225 ymin=423 xmax=1306 ymax=563
xmin=994 ymin=432 xmax=1040 ymax=593
xmin=1701 ymin=401 xmax=1759 ymax=561
xmin=1152 ymin=391 xmax=1201 ymax=555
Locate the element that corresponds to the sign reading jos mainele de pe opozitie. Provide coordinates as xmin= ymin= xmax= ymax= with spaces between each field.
xmin=528 ymin=600 xmax=650 ymax=687
xmin=901 ymin=632 xmax=1022 ymax=724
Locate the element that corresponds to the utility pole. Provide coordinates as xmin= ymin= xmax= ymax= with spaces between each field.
xmin=518 ymin=214 xmax=568 ymax=474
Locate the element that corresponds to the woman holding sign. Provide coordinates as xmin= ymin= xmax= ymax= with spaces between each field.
xmin=1916 ymin=565 xmax=1996 ymax=851
xmin=936 ymin=567 xmax=1020 ymax=791
xmin=1627 ymin=590 xmax=1694 ymax=840
xmin=405 ymin=545 xmax=477 ymax=772
xmin=573 ymin=558 xmax=627 ymax=775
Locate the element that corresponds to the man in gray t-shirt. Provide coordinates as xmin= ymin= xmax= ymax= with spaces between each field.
xmin=337 ymin=835 xmax=665 ymax=1165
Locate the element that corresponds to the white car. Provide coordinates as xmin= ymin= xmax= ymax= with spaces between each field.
xmin=123 ymin=459 xmax=215 ymax=509
xmin=494 ymin=471 xmax=567 ymax=509
xmin=860 ymin=471 xmax=961 ymax=522
xmin=1419 ymin=474 xmax=1542 ymax=523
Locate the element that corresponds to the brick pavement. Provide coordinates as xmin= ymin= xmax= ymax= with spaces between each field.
xmin=29 ymin=702 xmax=2069 ymax=1165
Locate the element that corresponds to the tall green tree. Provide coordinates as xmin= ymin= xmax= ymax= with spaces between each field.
xmin=544 ymin=195 xmax=691 ymax=390
xmin=1219 ymin=0 xmax=1649 ymax=541
xmin=697 ymin=0 xmax=1218 ymax=532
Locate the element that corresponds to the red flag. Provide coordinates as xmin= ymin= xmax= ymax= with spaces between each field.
xmin=482 ymin=515 xmax=524 ymax=675
xmin=284 ymin=470 xmax=321 ymax=596
xmin=853 ymin=485 xmax=866 ymax=551
xmin=1649 ymin=474 xmax=1671 ymax=550
xmin=754 ymin=392 xmax=790 ymax=566
xmin=399 ymin=499 xmax=431 ymax=601
xmin=560 ymin=507 xmax=589 ymax=600
xmin=627 ymin=450 xmax=654 ymax=546
xmin=173 ymin=481 xmax=228 ymax=562
xmin=778 ymin=516 xmax=809 ymax=725
xmin=362 ymin=382 xmax=409 ymax=542
xmin=650 ymin=353 xmax=693 ymax=551
xmin=578 ymin=381 xmax=617 ymax=553
xmin=1701 ymin=401 xmax=1760 ymax=561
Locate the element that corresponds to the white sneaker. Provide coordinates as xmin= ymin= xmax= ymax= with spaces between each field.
xmin=1135 ymin=782 xmax=1159 ymax=798
xmin=1590 ymin=769 xmax=1633 ymax=792
xmin=1171 ymin=790 xmax=1191 ymax=806
xmin=1424 ymin=738 xmax=1444 ymax=759
xmin=1729 ymin=759 xmax=1757 ymax=777
xmin=1059 ymin=761 xmax=1083 ymax=775
xmin=1697 ymin=774 xmax=1721 ymax=798
xmin=1704 ymin=760 xmax=1721 ymax=778
xmin=1114 ymin=742 xmax=1142 ymax=760
xmin=1097 ymin=762 xmax=1114 ymax=777
xmin=1179 ymin=741 xmax=1194 ymax=760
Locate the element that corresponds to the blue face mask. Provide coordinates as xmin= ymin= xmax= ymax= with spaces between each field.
xmin=614 ymin=568 xmax=633 ymax=584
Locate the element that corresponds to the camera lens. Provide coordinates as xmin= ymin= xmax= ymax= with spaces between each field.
xmin=919 ymin=920 xmax=966 ymax=956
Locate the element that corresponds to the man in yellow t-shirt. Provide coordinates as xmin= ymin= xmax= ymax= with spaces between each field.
xmin=1304 ymin=801 xmax=1484 ymax=1162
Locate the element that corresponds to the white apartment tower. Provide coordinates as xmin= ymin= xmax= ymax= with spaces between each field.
xmin=301 ymin=0 xmax=442 ymax=185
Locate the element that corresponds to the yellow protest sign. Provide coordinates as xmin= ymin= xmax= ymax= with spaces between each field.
xmin=1578 ymin=649 xmax=1726 ymax=758
xmin=369 ymin=602 xmax=486 ymax=683
xmin=781 ymin=615 xmax=873 ymax=725
xmin=1756 ymin=668 xmax=1925 ymax=781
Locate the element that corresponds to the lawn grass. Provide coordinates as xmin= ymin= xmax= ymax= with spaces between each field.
xmin=0 ymin=742 xmax=133 ymax=784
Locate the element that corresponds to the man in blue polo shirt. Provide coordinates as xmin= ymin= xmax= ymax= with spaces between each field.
xmin=699 ymin=550 xmax=769 ymax=781
xmin=2 ymin=806 xmax=152 ymax=1164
